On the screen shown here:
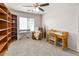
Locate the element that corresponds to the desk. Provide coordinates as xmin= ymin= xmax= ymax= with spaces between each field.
xmin=47 ymin=30 xmax=68 ymax=50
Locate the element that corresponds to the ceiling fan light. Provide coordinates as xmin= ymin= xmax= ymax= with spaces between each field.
xmin=33 ymin=8 xmax=36 ymax=11
xmin=36 ymin=7 xmax=39 ymax=12
xmin=33 ymin=7 xmax=39 ymax=12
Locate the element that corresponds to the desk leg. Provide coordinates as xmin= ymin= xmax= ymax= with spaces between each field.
xmin=62 ymin=37 xmax=65 ymax=50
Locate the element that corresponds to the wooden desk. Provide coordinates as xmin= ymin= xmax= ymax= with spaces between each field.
xmin=55 ymin=32 xmax=68 ymax=50
xmin=47 ymin=30 xmax=68 ymax=50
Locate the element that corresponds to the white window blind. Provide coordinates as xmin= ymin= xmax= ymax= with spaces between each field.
xmin=19 ymin=17 xmax=27 ymax=30
xmin=28 ymin=18 xmax=34 ymax=31
xmin=19 ymin=17 xmax=34 ymax=31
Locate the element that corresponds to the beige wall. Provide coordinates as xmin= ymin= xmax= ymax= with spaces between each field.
xmin=10 ymin=9 xmax=42 ymax=30
xmin=43 ymin=3 xmax=78 ymax=51
xmin=10 ymin=9 xmax=42 ymax=40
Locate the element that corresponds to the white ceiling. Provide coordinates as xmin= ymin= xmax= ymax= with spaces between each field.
xmin=5 ymin=3 xmax=79 ymax=15
xmin=5 ymin=3 xmax=50 ymax=14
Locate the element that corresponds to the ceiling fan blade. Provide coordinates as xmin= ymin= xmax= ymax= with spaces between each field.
xmin=39 ymin=7 xmax=44 ymax=11
xmin=40 ymin=3 xmax=49 ymax=7
xmin=23 ymin=6 xmax=32 ymax=7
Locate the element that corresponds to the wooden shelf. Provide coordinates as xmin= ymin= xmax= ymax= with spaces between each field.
xmin=0 ymin=3 xmax=12 ymax=54
xmin=12 ymin=27 xmax=16 ymax=28
xmin=7 ymin=37 xmax=11 ymax=41
xmin=0 ymin=42 xmax=7 ymax=52
xmin=8 ymin=15 xmax=12 ymax=19
xmin=0 ymin=3 xmax=7 ymax=10
xmin=0 ymin=35 xmax=7 ymax=41
xmin=0 ymin=8 xmax=7 ymax=15
xmin=0 ymin=18 xmax=7 ymax=22
xmin=0 ymin=28 xmax=12 ymax=32
xmin=7 ymin=27 xmax=12 ymax=30
xmin=12 ymin=31 xmax=16 ymax=32
xmin=12 ymin=35 xmax=16 ymax=37
xmin=0 ymin=32 xmax=11 ymax=42
xmin=0 ymin=29 xmax=7 ymax=32
xmin=7 ymin=32 xmax=11 ymax=35
xmin=0 ymin=48 xmax=7 ymax=56
xmin=12 ymin=14 xmax=17 ymax=40
xmin=7 ymin=21 xmax=12 ymax=23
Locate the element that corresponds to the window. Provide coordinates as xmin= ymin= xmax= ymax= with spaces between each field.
xmin=28 ymin=18 xmax=34 ymax=31
xmin=19 ymin=17 xmax=28 ymax=30
xmin=19 ymin=17 xmax=34 ymax=31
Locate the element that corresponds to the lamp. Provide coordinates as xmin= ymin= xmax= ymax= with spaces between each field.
xmin=33 ymin=7 xmax=39 ymax=12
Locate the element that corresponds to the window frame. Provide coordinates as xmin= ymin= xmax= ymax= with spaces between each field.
xmin=19 ymin=17 xmax=35 ymax=32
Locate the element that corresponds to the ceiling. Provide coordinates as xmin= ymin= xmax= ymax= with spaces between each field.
xmin=5 ymin=3 xmax=50 ymax=14
xmin=5 ymin=3 xmax=79 ymax=15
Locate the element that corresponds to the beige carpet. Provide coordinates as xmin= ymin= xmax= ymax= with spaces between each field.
xmin=5 ymin=38 xmax=79 ymax=56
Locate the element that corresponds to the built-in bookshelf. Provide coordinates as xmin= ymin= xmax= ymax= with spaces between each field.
xmin=12 ymin=14 xmax=17 ymax=40
xmin=0 ymin=3 xmax=12 ymax=55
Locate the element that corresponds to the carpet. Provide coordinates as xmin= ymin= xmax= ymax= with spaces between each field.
xmin=5 ymin=38 xmax=79 ymax=56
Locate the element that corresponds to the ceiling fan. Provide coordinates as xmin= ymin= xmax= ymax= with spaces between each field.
xmin=23 ymin=3 xmax=49 ymax=12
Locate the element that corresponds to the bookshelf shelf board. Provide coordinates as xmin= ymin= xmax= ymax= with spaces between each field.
xmin=0 ymin=42 xmax=7 ymax=52
xmin=0 ymin=8 xmax=7 ymax=15
xmin=7 ymin=37 xmax=11 ymax=41
xmin=0 ymin=35 xmax=7 ymax=41
xmin=0 ymin=29 xmax=7 ymax=32
xmin=0 ymin=4 xmax=7 ymax=9
xmin=0 ymin=18 xmax=7 ymax=22
xmin=7 ymin=32 xmax=11 ymax=35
